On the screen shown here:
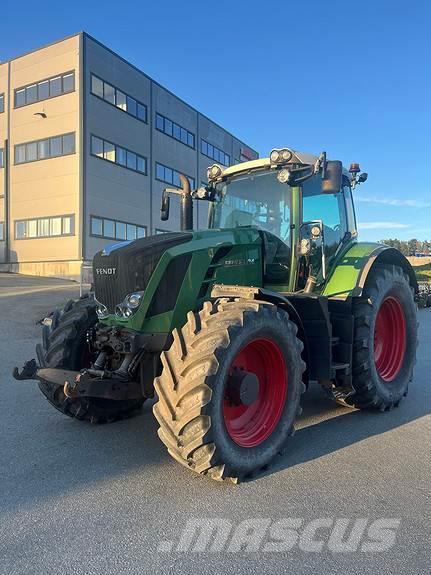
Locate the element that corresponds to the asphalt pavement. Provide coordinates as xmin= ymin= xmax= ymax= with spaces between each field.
xmin=0 ymin=273 xmax=430 ymax=574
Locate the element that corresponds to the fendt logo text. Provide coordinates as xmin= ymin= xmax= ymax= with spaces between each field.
xmin=95 ymin=268 xmax=117 ymax=275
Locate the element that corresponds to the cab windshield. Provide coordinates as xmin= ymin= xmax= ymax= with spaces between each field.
xmin=209 ymin=170 xmax=291 ymax=242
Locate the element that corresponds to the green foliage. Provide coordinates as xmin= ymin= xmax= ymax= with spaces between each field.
xmin=379 ymin=238 xmax=431 ymax=256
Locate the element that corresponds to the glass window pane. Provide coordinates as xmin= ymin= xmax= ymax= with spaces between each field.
xmin=0 ymin=222 xmax=4 ymax=240
xmin=156 ymin=114 xmax=164 ymax=131
xmin=38 ymin=139 xmax=50 ymax=160
xmin=207 ymin=143 xmax=214 ymax=158
xmin=164 ymin=119 xmax=172 ymax=136
xmin=115 ymin=221 xmax=126 ymax=240
xmin=173 ymin=124 xmax=181 ymax=140
xmin=38 ymin=81 xmax=49 ymax=101
xmin=137 ymin=103 xmax=146 ymax=122
xmin=126 ymin=151 xmax=137 ymax=170
xmin=38 ymin=218 xmax=49 ymax=237
xmin=137 ymin=156 xmax=146 ymax=173
xmin=188 ymin=177 xmax=195 ymax=189
xmin=187 ymin=133 xmax=194 ymax=148
xmin=16 ymin=221 xmax=26 ymax=238
xmin=15 ymin=145 xmax=26 ymax=164
xmin=62 ymin=73 xmax=75 ymax=93
xmin=104 ymin=141 xmax=115 ymax=162
xmin=126 ymin=224 xmax=136 ymax=240
xmin=180 ymin=128 xmax=188 ymax=144
xmin=62 ymin=216 xmax=72 ymax=234
xmin=91 ymin=136 xmax=104 ymax=158
xmin=27 ymin=220 xmax=37 ymax=238
xmin=0 ymin=94 xmax=4 ymax=113
xmin=0 ymin=149 xmax=4 ymax=168
xmin=91 ymin=217 xmax=102 ymax=236
xmin=156 ymin=163 xmax=164 ymax=180
xmin=116 ymin=146 xmax=127 ymax=166
xmin=50 ymin=136 xmax=62 ymax=157
xmin=26 ymin=84 xmax=37 ymax=104
xmin=126 ymin=96 xmax=137 ymax=116
xmin=26 ymin=142 xmax=37 ymax=162
xmin=165 ymin=167 xmax=173 ymax=184
xmin=50 ymin=218 xmax=62 ymax=236
xmin=62 ymin=134 xmax=75 ymax=155
xmin=49 ymin=77 xmax=62 ymax=97
xmin=15 ymin=89 xmax=26 ymax=107
xmin=173 ymin=171 xmax=180 ymax=187
xmin=116 ymin=90 xmax=127 ymax=111
xmin=91 ymin=75 xmax=104 ymax=98
xmin=137 ymin=226 xmax=146 ymax=238
xmin=104 ymin=83 xmax=115 ymax=104
xmin=104 ymin=219 xmax=115 ymax=238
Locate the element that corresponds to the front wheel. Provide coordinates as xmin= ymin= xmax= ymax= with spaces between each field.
xmin=153 ymin=298 xmax=306 ymax=482
xmin=350 ymin=264 xmax=417 ymax=411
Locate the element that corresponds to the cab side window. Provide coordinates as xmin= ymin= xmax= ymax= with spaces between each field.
xmin=343 ymin=180 xmax=357 ymax=235
xmin=302 ymin=175 xmax=347 ymax=258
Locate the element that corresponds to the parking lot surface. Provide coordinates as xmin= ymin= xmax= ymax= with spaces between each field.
xmin=0 ymin=273 xmax=430 ymax=574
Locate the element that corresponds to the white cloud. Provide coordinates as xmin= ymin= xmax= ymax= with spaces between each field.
xmin=355 ymin=196 xmax=431 ymax=208
xmin=358 ymin=222 xmax=411 ymax=230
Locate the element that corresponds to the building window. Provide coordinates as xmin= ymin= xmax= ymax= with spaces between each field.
xmin=0 ymin=222 xmax=4 ymax=240
xmin=15 ymin=215 xmax=75 ymax=239
xmin=155 ymin=113 xmax=195 ymax=149
xmin=0 ymin=149 xmax=4 ymax=168
xmin=91 ymin=135 xmax=147 ymax=174
xmin=14 ymin=133 xmax=76 ymax=165
xmin=155 ymin=162 xmax=195 ymax=189
xmin=90 ymin=74 xmax=148 ymax=123
xmin=0 ymin=94 xmax=4 ymax=114
xmin=201 ymin=139 xmax=230 ymax=167
xmin=90 ymin=216 xmax=146 ymax=241
xmin=14 ymin=71 xmax=75 ymax=108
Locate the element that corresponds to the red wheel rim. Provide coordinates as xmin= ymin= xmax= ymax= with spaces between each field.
xmin=223 ymin=338 xmax=288 ymax=447
xmin=374 ymin=296 xmax=406 ymax=382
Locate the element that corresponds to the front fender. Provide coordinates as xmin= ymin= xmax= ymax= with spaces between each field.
xmin=322 ymin=242 xmax=418 ymax=300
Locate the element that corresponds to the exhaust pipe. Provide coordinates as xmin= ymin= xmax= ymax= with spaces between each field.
xmin=178 ymin=174 xmax=193 ymax=231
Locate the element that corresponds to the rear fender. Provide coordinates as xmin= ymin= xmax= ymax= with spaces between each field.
xmin=322 ymin=243 xmax=418 ymax=300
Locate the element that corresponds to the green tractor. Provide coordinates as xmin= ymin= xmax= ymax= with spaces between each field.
xmin=14 ymin=148 xmax=418 ymax=483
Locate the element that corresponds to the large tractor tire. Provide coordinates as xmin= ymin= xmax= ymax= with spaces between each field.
xmin=153 ymin=298 xmax=306 ymax=482
xmin=38 ymin=295 xmax=144 ymax=423
xmin=350 ymin=264 xmax=417 ymax=411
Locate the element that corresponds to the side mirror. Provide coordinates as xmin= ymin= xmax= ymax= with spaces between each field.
xmin=322 ymin=160 xmax=342 ymax=194
xmin=358 ymin=172 xmax=368 ymax=183
xmin=160 ymin=191 xmax=170 ymax=221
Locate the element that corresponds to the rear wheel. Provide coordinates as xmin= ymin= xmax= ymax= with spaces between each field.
xmin=38 ymin=295 xmax=144 ymax=423
xmin=350 ymin=265 xmax=417 ymax=410
xmin=153 ymin=298 xmax=306 ymax=482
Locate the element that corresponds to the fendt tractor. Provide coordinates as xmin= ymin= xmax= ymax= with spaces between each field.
xmin=14 ymin=148 xmax=418 ymax=483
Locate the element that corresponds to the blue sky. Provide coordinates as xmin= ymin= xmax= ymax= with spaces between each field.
xmin=2 ymin=0 xmax=430 ymax=241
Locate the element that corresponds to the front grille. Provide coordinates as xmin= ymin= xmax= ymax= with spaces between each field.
xmin=93 ymin=232 xmax=192 ymax=313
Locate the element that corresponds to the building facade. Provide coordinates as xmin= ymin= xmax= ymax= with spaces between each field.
xmin=0 ymin=32 xmax=258 ymax=278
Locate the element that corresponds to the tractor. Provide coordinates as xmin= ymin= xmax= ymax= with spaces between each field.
xmin=14 ymin=148 xmax=418 ymax=483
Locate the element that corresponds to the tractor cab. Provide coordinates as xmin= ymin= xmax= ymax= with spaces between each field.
xmin=162 ymin=148 xmax=368 ymax=293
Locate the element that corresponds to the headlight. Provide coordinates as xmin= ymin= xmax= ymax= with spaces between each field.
xmin=207 ymin=164 xmax=223 ymax=182
xmin=95 ymin=299 xmax=109 ymax=318
xmin=270 ymin=148 xmax=292 ymax=164
xmin=126 ymin=292 xmax=143 ymax=309
xmin=115 ymin=291 xmax=144 ymax=318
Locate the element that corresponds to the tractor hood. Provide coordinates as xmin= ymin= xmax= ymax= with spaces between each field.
xmin=93 ymin=232 xmax=192 ymax=314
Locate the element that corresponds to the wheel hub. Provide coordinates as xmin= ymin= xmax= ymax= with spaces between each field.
xmin=223 ymin=337 xmax=288 ymax=448
xmin=225 ymin=368 xmax=260 ymax=407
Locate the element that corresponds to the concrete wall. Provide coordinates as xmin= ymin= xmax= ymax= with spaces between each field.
xmin=4 ymin=35 xmax=81 ymax=277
